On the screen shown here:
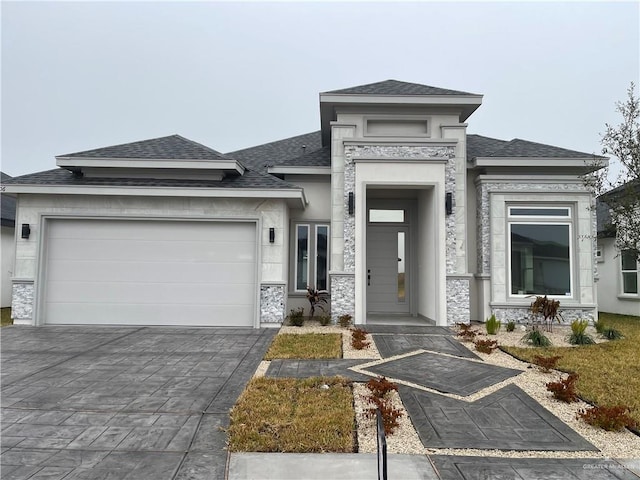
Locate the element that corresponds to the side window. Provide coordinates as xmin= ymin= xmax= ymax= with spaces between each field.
xmin=292 ymin=222 xmax=330 ymax=292
xmin=621 ymin=250 xmax=639 ymax=295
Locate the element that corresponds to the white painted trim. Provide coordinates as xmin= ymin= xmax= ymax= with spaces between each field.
xmin=353 ymin=157 xmax=449 ymax=164
xmin=56 ymin=156 xmax=245 ymax=173
xmin=476 ymin=174 xmax=587 ymax=184
xmin=268 ymin=166 xmax=331 ymax=175
xmin=319 ymin=93 xmax=483 ymax=106
xmin=473 ymin=157 xmax=602 ymax=168
xmin=343 ymin=138 xmax=456 ymax=146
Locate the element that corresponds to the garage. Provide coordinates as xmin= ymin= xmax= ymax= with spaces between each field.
xmin=41 ymin=218 xmax=257 ymax=326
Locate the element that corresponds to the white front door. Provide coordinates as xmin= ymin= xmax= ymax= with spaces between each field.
xmin=366 ymin=225 xmax=410 ymax=314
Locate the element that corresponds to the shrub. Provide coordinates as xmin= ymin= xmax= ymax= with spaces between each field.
xmin=351 ymin=328 xmax=370 ymax=350
xmin=568 ymin=319 xmax=595 ymax=345
xmin=529 ymin=295 xmax=563 ymax=332
xmin=593 ymin=317 xmax=607 ymax=334
xmin=533 ymin=354 xmax=562 ymax=373
xmin=546 ymin=373 xmax=579 ymax=403
xmin=506 ymin=321 xmax=516 ymax=332
xmin=318 ymin=314 xmax=332 ymax=326
xmin=306 ymin=286 xmax=328 ymax=319
xmin=287 ymin=308 xmax=305 ymax=327
xmin=485 ymin=314 xmax=501 ymax=335
xmin=474 ymin=338 xmax=498 ymax=354
xmin=601 ymin=327 xmax=624 ymax=340
xmin=456 ymin=323 xmax=478 ymax=342
xmin=577 ymin=405 xmax=639 ymax=431
xmin=521 ymin=329 xmax=552 ymax=347
xmin=364 ymin=377 xmax=403 ymax=435
xmin=338 ymin=314 xmax=352 ymax=328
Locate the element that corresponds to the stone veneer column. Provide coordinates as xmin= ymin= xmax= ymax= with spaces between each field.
xmin=11 ymin=281 xmax=34 ymax=324
xmin=259 ymin=283 xmax=286 ymax=324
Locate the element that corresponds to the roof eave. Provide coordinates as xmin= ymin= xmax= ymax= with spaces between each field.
xmin=472 ymin=157 xmax=608 ymax=170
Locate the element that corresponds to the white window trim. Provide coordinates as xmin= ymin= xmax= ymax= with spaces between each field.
xmin=294 ymin=224 xmax=310 ymax=292
xmin=507 ymin=205 xmax=575 ymax=299
xmin=620 ymin=251 xmax=639 ymax=297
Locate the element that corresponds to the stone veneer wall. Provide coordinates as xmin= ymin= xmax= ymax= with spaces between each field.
xmin=11 ymin=282 xmax=34 ymax=322
xmin=259 ymin=284 xmax=286 ymax=324
xmin=330 ymin=273 xmax=355 ymax=322
xmin=492 ymin=307 xmax=596 ymax=324
xmin=446 ymin=277 xmax=470 ymax=323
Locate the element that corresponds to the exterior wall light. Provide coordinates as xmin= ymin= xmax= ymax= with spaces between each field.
xmin=269 ymin=227 xmax=275 ymax=243
xmin=445 ymin=192 xmax=453 ymax=215
xmin=348 ymin=192 xmax=355 ymax=215
xmin=21 ymin=224 xmax=31 ymax=239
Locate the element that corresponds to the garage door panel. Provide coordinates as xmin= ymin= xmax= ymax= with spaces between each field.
xmin=44 ymin=219 xmax=257 ymax=326
xmin=46 ymin=303 xmax=255 ymax=326
xmin=46 ymin=260 xmax=256 ymax=283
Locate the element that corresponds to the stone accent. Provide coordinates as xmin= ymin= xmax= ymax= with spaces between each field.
xmin=444 ymin=156 xmax=457 ymax=274
xmin=259 ymin=284 xmax=286 ymax=324
xmin=491 ymin=306 xmax=596 ymax=324
xmin=330 ymin=273 xmax=355 ymax=321
xmin=11 ymin=281 xmax=34 ymax=323
xmin=446 ymin=277 xmax=470 ymax=325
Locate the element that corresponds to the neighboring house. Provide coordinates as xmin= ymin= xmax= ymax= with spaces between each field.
xmin=596 ymin=181 xmax=640 ymax=316
xmin=1 ymin=172 xmax=17 ymax=308
xmin=3 ymin=80 xmax=605 ymax=327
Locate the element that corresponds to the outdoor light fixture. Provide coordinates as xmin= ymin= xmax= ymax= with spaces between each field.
xmin=348 ymin=192 xmax=355 ymax=215
xmin=269 ymin=227 xmax=275 ymax=243
xmin=21 ymin=224 xmax=31 ymax=239
xmin=445 ymin=192 xmax=453 ymax=215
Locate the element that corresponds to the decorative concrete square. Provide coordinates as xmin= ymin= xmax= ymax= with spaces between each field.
xmin=363 ymin=351 xmax=521 ymax=396
xmin=373 ymin=334 xmax=480 ymax=359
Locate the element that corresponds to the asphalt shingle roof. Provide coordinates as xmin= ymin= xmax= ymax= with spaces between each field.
xmin=466 ymin=135 xmax=510 ymax=160
xmin=2 ymin=168 xmax=300 ymax=190
xmin=477 ymin=138 xmax=596 ymax=159
xmin=60 ymin=135 xmax=230 ymax=161
xmin=1 ymin=172 xmax=16 ymax=226
xmin=325 ymin=80 xmax=475 ymax=96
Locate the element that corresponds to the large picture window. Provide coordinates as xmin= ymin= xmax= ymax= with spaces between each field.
xmin=509 ymin=207 xmax=572 ymax=297
xmin=621 ymin=250 xmax=639 ymax=295
xmin=293 ymin=222 xmax=329 ymax=292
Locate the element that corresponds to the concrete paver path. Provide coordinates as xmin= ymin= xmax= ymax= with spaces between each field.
xmin=1 ymin=326 xmax=275 ymax=480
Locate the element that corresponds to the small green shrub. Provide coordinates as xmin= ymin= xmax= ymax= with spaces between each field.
xmin=338 ymin=314 xmax=352 ymax=328
xmin=546 ymin=373 xmax=579 ymax=403
xmin=533 ymin=354 xmax=562 ymax=373
xmin=577 ymin=405 xmax=639 ymax=431
xmin=287 ymin=308 xmax=305 ymax=327
xmin=568 ymin=320 xmax=595 ymax=345
xmin=351 ymin=328 xmax=370 ymax=350
xmin=485 ymin=314 xmax=501 ymax=335
xmin=474 ymin=338 xmax=498 ymax=354
xmin=318 ymin=314 xmax=332 ymax=326
xmin=593 ymin=317 xmax=607 ymax=334
xmin=506 ymin=321 xmax=516 ymax=332
xmin=601 ymin=327 xmax=624 ymax=340
xmin=522 ymin=329 xmax=552 ymax=347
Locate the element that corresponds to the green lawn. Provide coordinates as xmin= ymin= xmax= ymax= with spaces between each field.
xmin=502 ymin=312 xmax=640 ymax=426
xmin=228 ymin=377 xmax=355 ymax=452
xmin=264 ymin=333 xmax=342 ymax=360
xmin=1 ymin=308 xmax=12 ymax=327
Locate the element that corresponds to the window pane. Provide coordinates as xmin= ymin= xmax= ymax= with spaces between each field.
xmin=316 ymin=226 xmax=328 ymax=291
xmin=369 ymin=209 xmax=404 ymax=223
xmin=511 ymin=224 xmax=571 ymax=295
xmin=510 ymin=208 xmax=569 ymax=217
xmin=398 ymin=232 xmax=405 ymax=303
xmin=296 ymin=226 xmax=309 ymax=290
xmin=622 ymin=273 xmax=638 ymax=294
xmin=621 ymin=250 xmax=637 ymax=271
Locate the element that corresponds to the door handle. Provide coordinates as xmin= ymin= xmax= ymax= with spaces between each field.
xmin=367 ymin=269 xmax=371 ymax=286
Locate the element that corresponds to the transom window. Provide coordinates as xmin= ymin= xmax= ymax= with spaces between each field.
xmin=368 ymin=209 xmax=405 ymax=223
xmin=509 ymin=206 xmax=573 ymax=297
xmin=293 ymin=223 xmax=329 ymax=292
xmin=621 ymin=250 xmax=639 ymax=295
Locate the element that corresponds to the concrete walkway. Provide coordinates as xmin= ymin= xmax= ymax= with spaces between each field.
xmin=1 ymin=326 xmax=275 ymax=480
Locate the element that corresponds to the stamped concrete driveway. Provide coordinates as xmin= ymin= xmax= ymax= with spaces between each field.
xmin=1 ymin=326 xmax=275 ymax=480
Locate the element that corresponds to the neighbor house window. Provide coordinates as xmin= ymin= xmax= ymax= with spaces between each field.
xmin=621 ymin=250 xmax=639 ymax=295
xmin=293 ymin=222 xmax=329 ymax=292
xmin=508 ymin=206 xmax=572 ymax=297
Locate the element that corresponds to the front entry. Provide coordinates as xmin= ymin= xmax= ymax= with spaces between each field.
xmin=366 ymin=224 xmax=410 ymax=314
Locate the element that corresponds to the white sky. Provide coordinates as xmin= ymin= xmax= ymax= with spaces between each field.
xmin=2 ymin=1 xmax=639 ymax=177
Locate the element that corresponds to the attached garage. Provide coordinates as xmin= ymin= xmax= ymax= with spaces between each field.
xmin=41 ymin=218 xmax=258 ymax=327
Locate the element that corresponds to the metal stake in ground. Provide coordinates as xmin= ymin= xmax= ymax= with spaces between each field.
xmin=376 ymin=409 xmax=387 ymax=480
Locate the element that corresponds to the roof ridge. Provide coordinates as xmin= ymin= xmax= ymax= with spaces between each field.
xmin=227 ymin=130 xmax=322 ymax=155
xmin=172 ymin=134 xmax=227 ymax=158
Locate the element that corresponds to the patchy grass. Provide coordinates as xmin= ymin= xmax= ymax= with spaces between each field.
xmin=228 ymin=377 xmax=355 ymax=453
xmin=264 ymin=333 xmax=342 ymax=360
xmin=1 ymin=308 xmax=12 ymax=327
xmin=502 ymin=313 xmax=640 ymax=426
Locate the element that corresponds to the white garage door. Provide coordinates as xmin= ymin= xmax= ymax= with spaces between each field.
xmin=43 ymin=219 xmax=257 ymax=326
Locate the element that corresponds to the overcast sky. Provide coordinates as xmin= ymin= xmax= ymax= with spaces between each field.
xmin=2 ymin=1 xmax=638 ymax=177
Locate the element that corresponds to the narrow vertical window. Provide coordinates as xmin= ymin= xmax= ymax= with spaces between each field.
xmin=397 ymin=231 xmax=406 ymax=302
xmin=316 ymin=226 xmax=328 ymax=291
xmin=296 ymin=225 xmax=309 ymax=290
xmin=621 ymin=250 xmax=639 ymax=294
